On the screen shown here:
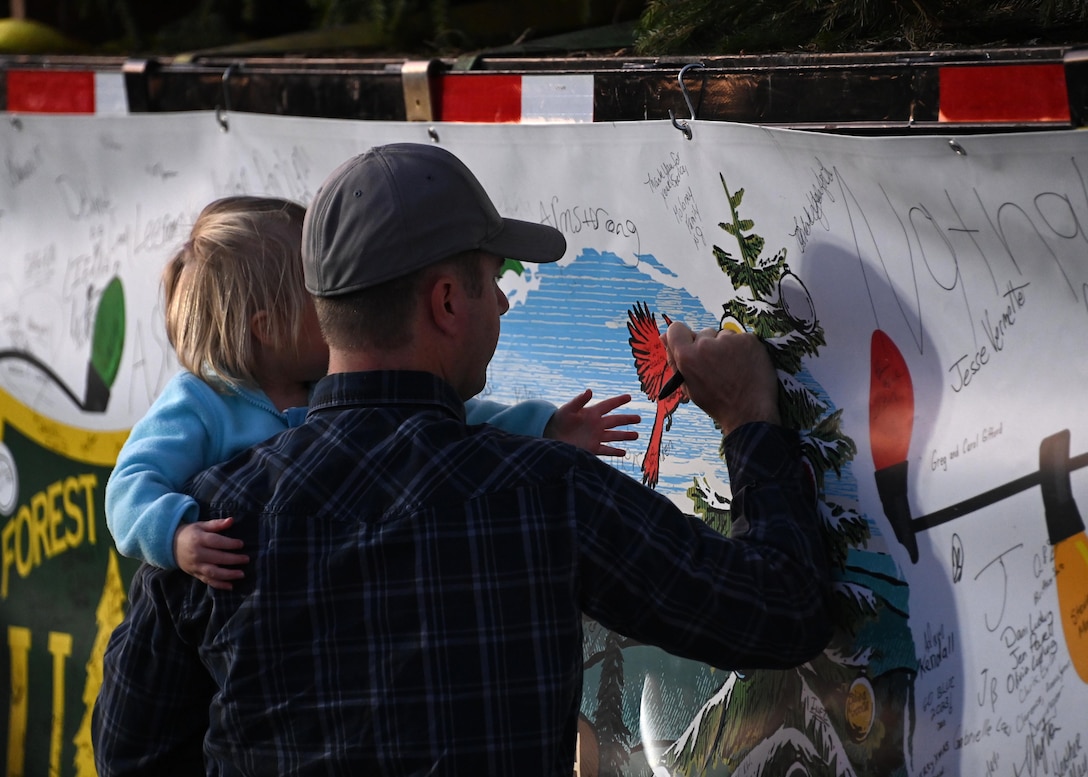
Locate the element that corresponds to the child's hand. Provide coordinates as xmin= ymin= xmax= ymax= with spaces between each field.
xmin=545 ymin=389 xmax=641 ymax=456
xmin=174 ymin=517 xmax=249 ymax=590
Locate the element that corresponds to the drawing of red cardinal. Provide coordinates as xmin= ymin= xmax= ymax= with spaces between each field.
xmin=627 ymin=301 xmax=685 ymax=489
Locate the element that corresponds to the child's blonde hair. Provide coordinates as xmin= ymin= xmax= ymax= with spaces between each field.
xmin=163 ymin=196 xmax=308 ymax=391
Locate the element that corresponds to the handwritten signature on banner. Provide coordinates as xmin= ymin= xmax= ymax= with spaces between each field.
xmin=916 ymin=544 xmax=1081 ymax=777
xmin=644 ymin=151 xmax=706 ymax=252
xmin=537 ymin=195 xmax=642 ymax=258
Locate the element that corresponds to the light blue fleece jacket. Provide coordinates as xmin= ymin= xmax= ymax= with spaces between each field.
xmin=105 ymin=370 xmax=556 ymax=569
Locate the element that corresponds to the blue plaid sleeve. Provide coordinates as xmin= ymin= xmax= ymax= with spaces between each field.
xmin=575 ymin=422 xmax=831 ymax=669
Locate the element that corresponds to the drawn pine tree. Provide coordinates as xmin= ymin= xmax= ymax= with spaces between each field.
xmin=665 ymin=175 xmax=912 ymax=777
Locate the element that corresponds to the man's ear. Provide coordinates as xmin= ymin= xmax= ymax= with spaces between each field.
xmin=427 ymin=272 xmax=460 ymax=336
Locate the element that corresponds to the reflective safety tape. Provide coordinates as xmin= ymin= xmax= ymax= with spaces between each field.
xmin=439 ymin=73 xmax=594 ymax=123
xmin=938 ymin=63 xmax=1070 ymax=123
xmin=5 ymin=69 xmax=128 ymax=114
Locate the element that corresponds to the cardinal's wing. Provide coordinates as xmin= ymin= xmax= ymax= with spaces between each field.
xmin=627 ymin=301 xmax=670 ymax=401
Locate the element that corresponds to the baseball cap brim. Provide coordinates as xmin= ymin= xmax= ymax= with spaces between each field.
xmin=483 ymin=218 xmax=567 ymax=264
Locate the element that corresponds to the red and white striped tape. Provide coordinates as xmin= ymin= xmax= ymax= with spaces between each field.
xmin=2 ymin=63 xmax=1075 ymax=125
xmin=440 ymin=73 xmax=594 ymax=123
xmin=6 ymin=69 xmax=127 ymax=115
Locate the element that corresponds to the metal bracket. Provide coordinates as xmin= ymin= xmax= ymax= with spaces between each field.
xmin=669 ymin=62 xmax=704 ymax=140
xmin=402 ymin=59 xmax=439 ymax=122
xmin=122 ymin=58 xmax=157 ymax=113
xmin=216 ymin=63 xmax=241 ymax=132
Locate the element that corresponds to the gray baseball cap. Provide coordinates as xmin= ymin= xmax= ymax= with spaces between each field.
xmin=302 ymin=143 xmax=567 ymax=296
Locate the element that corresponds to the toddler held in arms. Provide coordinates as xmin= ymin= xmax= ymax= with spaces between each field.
xmin=105 ymin=195 xmax=640 ymax=589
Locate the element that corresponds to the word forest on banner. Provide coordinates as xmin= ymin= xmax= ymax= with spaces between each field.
xmin=1 ymin=111 xmax=1086 ymax=777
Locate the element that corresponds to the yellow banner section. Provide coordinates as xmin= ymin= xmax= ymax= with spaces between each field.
xmin=0 ymin=387 xmax=128 ymax=467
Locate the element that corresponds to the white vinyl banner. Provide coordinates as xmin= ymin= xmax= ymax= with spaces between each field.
xmin=1 ymin=111 xmax=1086 ymax=777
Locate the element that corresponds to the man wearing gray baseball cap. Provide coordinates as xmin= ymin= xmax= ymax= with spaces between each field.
xmin=303 ymin=142 xmax=567 ymax=296
xmin=93 ymin=143 xmax=831 ymax=776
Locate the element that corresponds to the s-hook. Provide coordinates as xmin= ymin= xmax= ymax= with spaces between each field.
xmin=216 ymin=63 xmax=241 ymax=132
xmin=669 ymin=62 xmax=704 ymax=140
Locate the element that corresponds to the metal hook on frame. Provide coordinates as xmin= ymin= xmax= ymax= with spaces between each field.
xmin=216 ymin=63 xmax=241 ymax=132
xmin=669 ymin=62 xmax=704 ymax=140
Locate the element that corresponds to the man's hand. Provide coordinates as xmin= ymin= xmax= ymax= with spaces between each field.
xmin=174 ymin=518 xmax=249 ymax=590
xmin=545 ymin=389 xmax=641 ymax=456
xmin=663 ymin=322 xmax=780 ymax=436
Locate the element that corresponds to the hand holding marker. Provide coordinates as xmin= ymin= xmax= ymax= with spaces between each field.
xmin=658 ymin=317 xmax=747 ymax=400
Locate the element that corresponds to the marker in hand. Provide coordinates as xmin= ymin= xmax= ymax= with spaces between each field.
xmin=658 ymin=370 xmax=685 ymax=400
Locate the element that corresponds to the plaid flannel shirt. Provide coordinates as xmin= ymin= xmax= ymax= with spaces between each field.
xmin=93 ymin=370 xmax=831 ymax=776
